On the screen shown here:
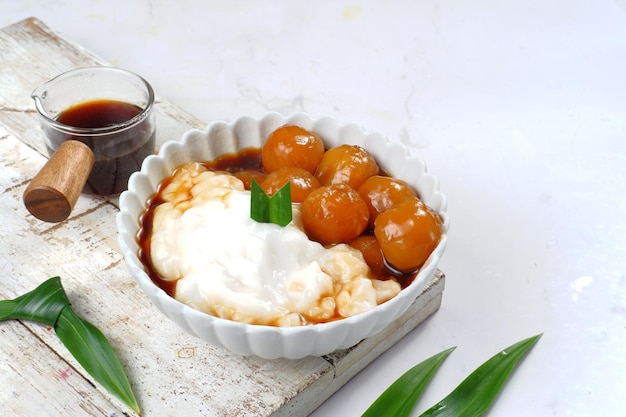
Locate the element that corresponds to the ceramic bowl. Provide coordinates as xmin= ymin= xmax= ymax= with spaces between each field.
xmin=116 ymin=112 xmax=448 ymax=359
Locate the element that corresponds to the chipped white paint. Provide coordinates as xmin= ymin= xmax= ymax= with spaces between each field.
xmin=0 ymin=17 xmax=444 ymax=417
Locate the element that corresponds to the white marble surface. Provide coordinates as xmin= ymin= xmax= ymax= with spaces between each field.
xmin=2 ymin=1 xmax=625 ymax=416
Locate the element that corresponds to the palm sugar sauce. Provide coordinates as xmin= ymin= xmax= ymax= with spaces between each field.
xmin=46 ymin=98 xmax=155 ymax=195
xmin=138 ymin=148 xmax=418 ymax=300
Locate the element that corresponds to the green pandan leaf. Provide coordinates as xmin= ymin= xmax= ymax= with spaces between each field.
xmin=418 ymin=333 xmax=542 ymax=417
xmin=0 ymin=276 xmax=68 ymax=326
xmin=362 ymin=347 xmax=455 ymax=417
xmin=268 ymin=181 xmax=292 ymax=226
xmin=0 ymin=277 xmax=140 ymax=415
xmin=55 ymin=305 xmax=140 ymax=414
xmin=250 ymin=177 xmax=270 ymax=223
xmin=250 ymin=177 xmax=292 ymax=226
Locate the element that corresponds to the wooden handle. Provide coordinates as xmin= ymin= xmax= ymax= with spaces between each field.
xmin=23 ymin=140 xmax=95 ymax=223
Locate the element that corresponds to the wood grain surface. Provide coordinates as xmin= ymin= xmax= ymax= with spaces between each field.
xmin=0 ymin=17 xmax=444 ymax=417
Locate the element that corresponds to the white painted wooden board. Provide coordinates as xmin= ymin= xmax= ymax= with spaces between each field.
xmin=0 ymin=17 xmax=445 ymax=417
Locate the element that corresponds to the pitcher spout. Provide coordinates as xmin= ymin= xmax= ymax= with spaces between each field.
xmin=31 ymin=83 xmax=52 ymax=120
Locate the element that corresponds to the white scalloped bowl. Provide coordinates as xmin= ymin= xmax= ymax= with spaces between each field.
xmin=116 ymin=112 xmax=448 ymax=359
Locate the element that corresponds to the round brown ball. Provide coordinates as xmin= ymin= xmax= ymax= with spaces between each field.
xmin=300 ymin=183 xmax=369 ymax=245
xmin=262 ymin=125 xmax=325 ymax=174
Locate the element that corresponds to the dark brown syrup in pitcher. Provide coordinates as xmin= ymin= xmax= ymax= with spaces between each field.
xmin=56 ymin=99 xmax=141 ymax=128
xmin=46 ymin=99 xmax=155 ymax=196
